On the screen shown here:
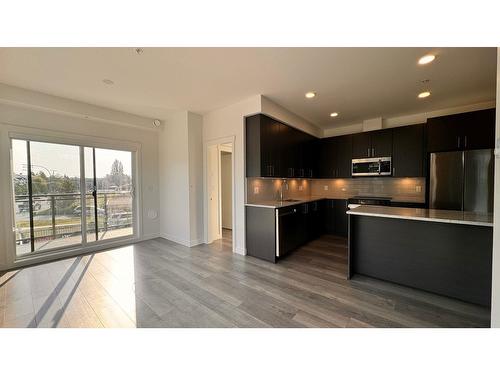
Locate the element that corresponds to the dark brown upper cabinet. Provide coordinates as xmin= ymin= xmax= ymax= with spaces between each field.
xmin=392 ymin=124 xmax=425 ymax=177
xmin=426 ymin=108 xmax=495 ymax=153
xmin=351 ymin=132 xmax=372 ymax=159
xmin=370 ymin=129 xmax=393 ymax=157
xmin=317 ymin=135 xmax=352 ymax=178
xmin=352 ymin=129 xmax=393 ymax=158
xmin=245 ymin=114 xmax=316 ymax=178
xmin=334 ymin=135 xmax=353 ymax=178
xmin=245 ymin=114 xmax=282 ymax=177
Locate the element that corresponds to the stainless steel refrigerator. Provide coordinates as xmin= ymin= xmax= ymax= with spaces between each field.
xmin=429 ymin=149 xmax=494 ymax=213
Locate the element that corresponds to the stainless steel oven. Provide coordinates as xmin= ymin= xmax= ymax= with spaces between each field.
xmin=351 ymin=157 xmax=392 ymax=177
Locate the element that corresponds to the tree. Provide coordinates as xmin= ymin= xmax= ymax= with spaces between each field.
xmin=31 ymin=172 xmax=49 ymax=195
xmin=111 ymin=159 xmax=124 ymax=176
xmin=110 ymin=159 xmax=124 ymax=188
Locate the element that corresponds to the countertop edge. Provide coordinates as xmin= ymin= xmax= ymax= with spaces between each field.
xmin=245 ymin=197 xmax=326 ymax=209
xmin=347 ymin=210 xmax=493 ymax=227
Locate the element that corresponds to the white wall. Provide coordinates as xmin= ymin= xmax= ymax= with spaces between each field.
xmin=158 ymin=111 xmax=203 ymax=247
xmin=203 ymin=95 xmax=262 ymax=254
xmin=323 ymin=100 xmax=496 ymax=137
xmin=221 ymin=151 xmax=232 ymax=229
xmin=158 ymin=111 xmax=191 ymax=244
xmin=491 ymin=48 xmax=500 ymax=327
xmin=0 ymin=100 xmax=160 ymax=270
xmin=261 ymin=96 xmax=323 ymax=137
xmin=188 ymin=112 xmax=204 ymax=245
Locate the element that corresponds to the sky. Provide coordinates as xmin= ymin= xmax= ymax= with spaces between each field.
xmin=12 ymin=139 xmax=132 ymax=178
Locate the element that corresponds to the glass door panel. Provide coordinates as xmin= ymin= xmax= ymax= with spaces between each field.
xmin=12 ymin=139 xmax=82 ymax=256
xmin=12 ymin=140 xmax=31 ymax=256
xmin=84 ymin=147 xmax=97 ymax=242
xmin=94 ymin=148 xmax=134 ymax=240
xmin=28 ymin=141 xmax=82 ymax=252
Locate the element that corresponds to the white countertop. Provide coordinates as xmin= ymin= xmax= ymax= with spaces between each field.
xmin=245 ymin=196 xmax=326 ymax=208
xmin=347 ymin=205 xmax=493 ymax=227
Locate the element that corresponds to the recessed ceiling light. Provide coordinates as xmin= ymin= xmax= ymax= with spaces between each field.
xmin=418 ymin=54 xmax=436 ymax=65
xmin=305 ymin=92 xmax=316 ymax=99
xmin=102 ymin=79 xmax=114 ymax=85
xmin=330 ymin=112 xmax=339 ymax=117
xmin=418 ymin=91 xmax=431 ymax=99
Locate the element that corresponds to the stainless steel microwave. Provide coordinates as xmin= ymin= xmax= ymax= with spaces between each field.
xmin=352 ymin=157 xmax=392 ymax=177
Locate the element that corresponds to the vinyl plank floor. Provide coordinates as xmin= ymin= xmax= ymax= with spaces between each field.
xmin=0 ymin=233 xmax=491 ymax=328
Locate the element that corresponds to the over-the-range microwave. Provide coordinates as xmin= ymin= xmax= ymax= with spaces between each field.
xmin=351 ymin=157 xmax=392 ymax=177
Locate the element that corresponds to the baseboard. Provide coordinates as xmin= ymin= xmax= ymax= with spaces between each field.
xmin=141 ymin=233 xmax=160 ymax=241
xmin=160 ymin=233 xmax=204 ymax=248
xmin=235 ymin=246 xmax=246 ymax=256
xmin=160 ymin=233 xmax=190 ymax=246
xmin=189 ymin=238 xmax=204 ymax=247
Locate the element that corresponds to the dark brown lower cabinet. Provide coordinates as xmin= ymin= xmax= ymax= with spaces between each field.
xmin=325 ymin=199 xmax=348 ymax=237
xmin=246 ymin=199 xmax=349 ymax=263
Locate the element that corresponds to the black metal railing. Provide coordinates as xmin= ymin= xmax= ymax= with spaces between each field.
xmin=14 ymin=192 xmax=133 ymax=245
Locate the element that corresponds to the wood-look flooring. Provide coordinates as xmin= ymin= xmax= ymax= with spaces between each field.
xmin=0 ymin=231 xmax=490 ymax=328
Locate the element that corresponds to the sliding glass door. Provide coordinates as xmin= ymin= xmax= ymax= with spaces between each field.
xmin=11 ymin=138 xmax=135 ymax=257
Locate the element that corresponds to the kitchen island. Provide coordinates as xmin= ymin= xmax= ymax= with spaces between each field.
xmin=347 ymin=205 xmax=493 ymax=306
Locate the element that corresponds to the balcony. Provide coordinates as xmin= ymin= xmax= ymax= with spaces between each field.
xmin=14 ymin=191 xmax=133 ymax=255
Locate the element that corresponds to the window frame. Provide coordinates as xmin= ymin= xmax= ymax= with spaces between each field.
xmin=7 ymin=129 xmax=142 ymax=267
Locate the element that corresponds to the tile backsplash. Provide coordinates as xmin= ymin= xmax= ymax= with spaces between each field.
xmin=246 ymin=178 xmax=311 ymax=203
xmin=247 ymin=177 xmax=426 ymax=203
xmin=310 ymin=177 xmax=426 ymax=203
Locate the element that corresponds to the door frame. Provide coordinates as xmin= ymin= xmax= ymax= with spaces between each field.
xmin=219 ymin=143 xmax=233 ymax=236
xmin=203 ymin=135 xmax=236 ymax=253
xmin=2 ymin=125 xmax=142 ymax=269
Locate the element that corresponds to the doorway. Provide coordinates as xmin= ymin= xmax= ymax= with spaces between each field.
xmin=220 ymin=145 xmax=232 ymax=248
xmin=205 ymin=138 xmax=234 ymax=252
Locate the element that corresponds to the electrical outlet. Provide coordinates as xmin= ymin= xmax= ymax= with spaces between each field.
xmin=416 ymin=185 xmax=422 ymax=193
xmin=298 ymin=186 xmax=303 ymax=191
xmin=254 ymin=187 xmax=260 ymax=194
xmin=324 ymin=185 xmax=329 ymax=191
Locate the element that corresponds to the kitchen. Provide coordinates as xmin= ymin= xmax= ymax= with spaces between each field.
xmin=245 ymin=82 xmax=495 ymax=309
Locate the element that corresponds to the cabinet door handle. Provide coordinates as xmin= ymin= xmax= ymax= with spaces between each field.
xmin=393 ymin=167 xmax=396 ymax=176
xmin=372 ymin=147 xmax=375 ymax=157
xmin=457 ymin=136 xmax=460 ymax=149
xmin=464 ymin=135 xmax=467 ymax=148
xmin=367 ymin=148 xmax=370 ymax=157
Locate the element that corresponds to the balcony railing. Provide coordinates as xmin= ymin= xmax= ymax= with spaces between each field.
xmin=14 ymin=191 xmax=133 ymax=245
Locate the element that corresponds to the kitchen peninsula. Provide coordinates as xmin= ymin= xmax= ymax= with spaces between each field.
xmin=347 ymin=205 xmax=493 ymax=306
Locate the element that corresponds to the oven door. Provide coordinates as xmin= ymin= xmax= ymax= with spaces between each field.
xmin=352 ymin=158 xmax=381 ymax=176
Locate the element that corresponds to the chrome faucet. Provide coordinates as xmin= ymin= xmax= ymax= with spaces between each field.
xmin=279 ymin=179 xmax=288 ymax=201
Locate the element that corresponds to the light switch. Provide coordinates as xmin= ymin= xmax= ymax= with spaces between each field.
xmin=298 ymin=186 xmax=303 ymax=191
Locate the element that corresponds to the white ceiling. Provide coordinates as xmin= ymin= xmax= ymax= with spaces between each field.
xmin=0 ymin=47 xmax=496 ymax=129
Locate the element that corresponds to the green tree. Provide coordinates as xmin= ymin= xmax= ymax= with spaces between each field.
xmin=110 ymin=159 xmax=124 ymax=188
xmin=14 ymin=176 xmax=28 ymax=195
xmin=31 ymin=172 xmax=49 ymax=194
